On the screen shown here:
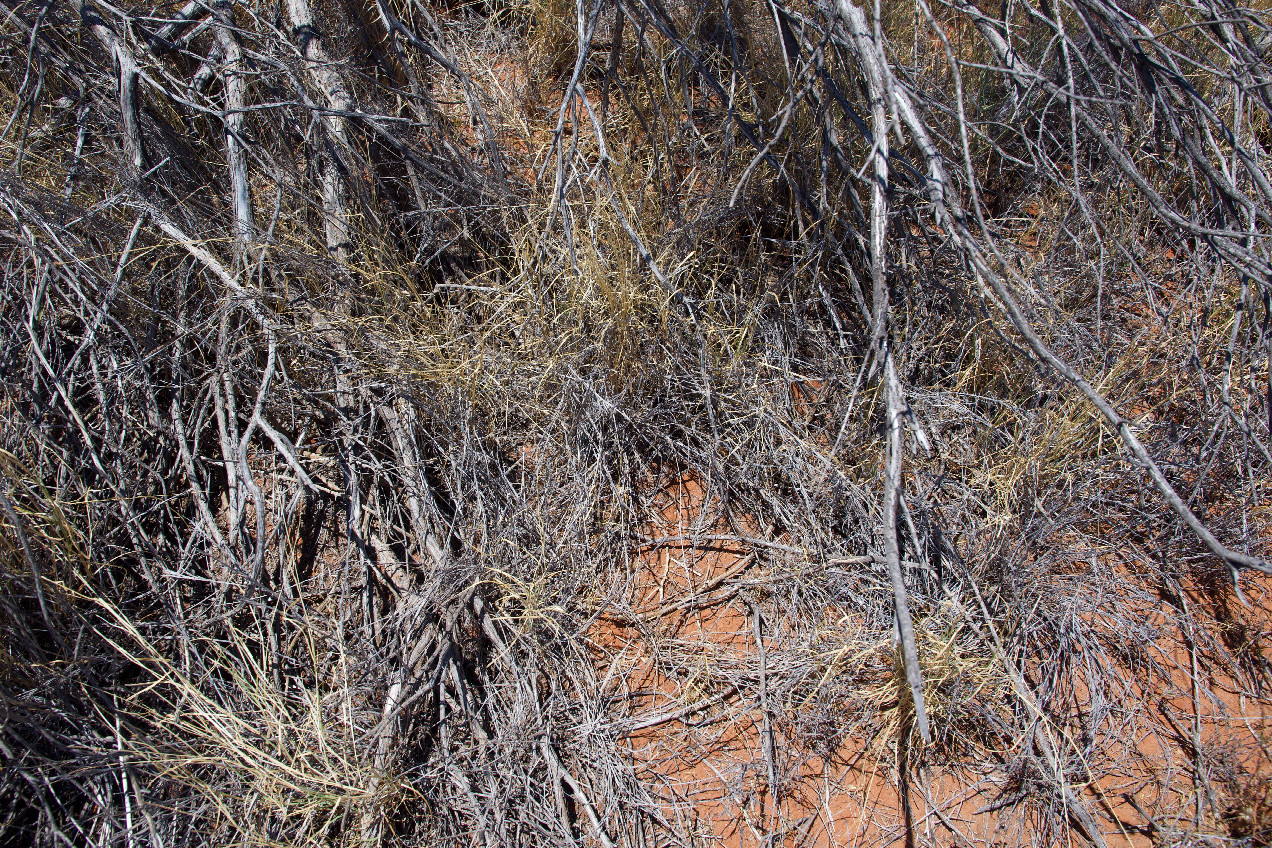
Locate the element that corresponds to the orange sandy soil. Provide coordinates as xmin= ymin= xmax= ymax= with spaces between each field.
xmin=584 ymin=476 xmax=1272 ymax=847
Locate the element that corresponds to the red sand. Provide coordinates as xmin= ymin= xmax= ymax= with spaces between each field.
xmin=585 ymin=474 xmax=1272 ymax=846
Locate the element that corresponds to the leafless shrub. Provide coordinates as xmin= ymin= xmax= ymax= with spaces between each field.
xmin=0 ymin=0 xmax=1270 ymax=842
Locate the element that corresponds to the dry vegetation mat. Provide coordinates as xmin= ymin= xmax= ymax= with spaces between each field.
xmin=1 ymin=0 xmax=1271 ymax=842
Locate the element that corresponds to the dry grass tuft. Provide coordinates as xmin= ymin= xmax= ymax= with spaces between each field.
xmin=2 ymin=0 xmax=1272 ymax=843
